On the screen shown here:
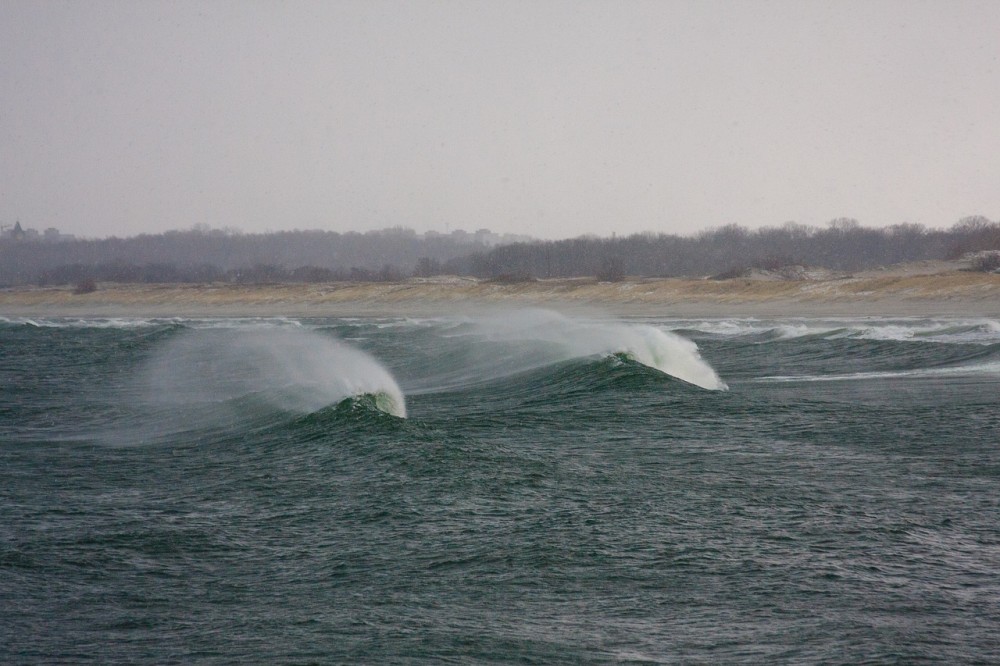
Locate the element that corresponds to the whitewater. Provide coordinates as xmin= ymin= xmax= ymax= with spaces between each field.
xmin=2 ymin=310 xmax=999 ymax=663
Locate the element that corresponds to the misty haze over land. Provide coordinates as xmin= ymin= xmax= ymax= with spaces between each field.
xmin=2 ymin=218 xmax=999 ymax=288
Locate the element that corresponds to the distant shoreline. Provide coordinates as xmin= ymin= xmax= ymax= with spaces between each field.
xmin=3 ymin=262 xmax=999 ymax=318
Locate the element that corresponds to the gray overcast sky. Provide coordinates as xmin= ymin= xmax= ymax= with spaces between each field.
xmin=2 ymin=0 xmax=999 ymax=239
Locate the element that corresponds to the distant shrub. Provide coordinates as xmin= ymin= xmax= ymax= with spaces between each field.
xmin=413 ymin=257 xmax=443 ymax=278
xmin=227 ymin=264 xmax=288 ymax=284
xmin=970 ymin=253 xmax=1000 ymax=272
xmin=288 ymin=266 xmax=338 ymax=283
xmin=376 ymin=264 xmax=404 ymax=282
xmin=596 ymin=257 xmax=626 ymax=282
xmin=73 ymin=278 xmax=97 ymax=294
xmin=753 ymin=255 xmax=798 ymax=271
xmin=711 ymin=256 xmax=806 ymax=280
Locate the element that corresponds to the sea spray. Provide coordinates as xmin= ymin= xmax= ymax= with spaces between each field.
xmin=404 ymin=308 xmax=727 ymax=391
xmin=140 ymin=328 xmax=407 ymax=420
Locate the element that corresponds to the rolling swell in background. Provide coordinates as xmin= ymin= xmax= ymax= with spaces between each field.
xmin=2 ymin=312 xmax=1000 ymax=662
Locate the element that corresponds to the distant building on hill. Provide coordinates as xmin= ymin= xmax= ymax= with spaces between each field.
xmin=1 ymin=221 xmax=74 ymax=242
xmin=1 ymin=221 xmax=27 ymax=241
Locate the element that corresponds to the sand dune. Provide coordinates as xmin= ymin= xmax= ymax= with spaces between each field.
xmin=2 ymin=261 xmax=999 ymax=317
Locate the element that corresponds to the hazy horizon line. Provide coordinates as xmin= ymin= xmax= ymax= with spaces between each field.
xmin=5 ymin=214 xmax=996 ymax=244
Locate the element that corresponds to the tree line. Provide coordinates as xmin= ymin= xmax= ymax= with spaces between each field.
xmin=1 ymin=217 xmax=998 ymax=287
xmin=0 ymin=227 xmax=488 ymax=286
xmin=437 ymin=217 xmax=1000 ymax=279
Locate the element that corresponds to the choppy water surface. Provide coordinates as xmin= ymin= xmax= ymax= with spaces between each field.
xmin=2 ymin=310 xmax=999 ymax=663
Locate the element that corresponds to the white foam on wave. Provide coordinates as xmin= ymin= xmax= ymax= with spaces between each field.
xmin=141 ymin=327 xmax=406 ymax=418
xmin=927 ymin=319 xmax=1000 ymax=344
xmin=0 ymin=315 xmax=310 ymax=330
xmin=757 ymin=360 xmax=1000 ymax=384
xmin=666 ymin=317 xmax=1000 ymax=346
xmin=841 ymin=318 xmax=1000 ymax=344
xmin=170 ymin=317 xmax=305 ymax=330
xmin=850 ymin=324 xmax=921 ymax=341
xmin=0 ymin=316 xmax=166 ymax=329
xmin=773 ymin=323 xmax=827 ymax=339
xmin=671 ymin=319 xmax=760 ymax=336
xmin=426 ymin=308 xmax=727 ymax=391
xmin=614 ymin=324 xmax=728 ymax=390
xmin=668 ymin=318 xmax=838 ymax=341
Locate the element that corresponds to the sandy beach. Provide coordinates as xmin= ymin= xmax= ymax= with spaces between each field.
xmin=2 ymin=260 xmax=999 ymax=318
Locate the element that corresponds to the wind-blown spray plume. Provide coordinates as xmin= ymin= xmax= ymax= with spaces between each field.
xmin=407 ymin=309 xmax=727 ymax=391
xmin=141 ymin=328 xmax=406 ymax=419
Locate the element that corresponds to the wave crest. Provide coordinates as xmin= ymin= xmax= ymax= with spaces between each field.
xmin=404 ymin=309 xmax=727 ymax=391
xmin=141 ymin=328 xmax=406 ymax=419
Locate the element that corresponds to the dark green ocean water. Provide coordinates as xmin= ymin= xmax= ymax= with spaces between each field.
xmin=2 ymin=310 xmax=1000 ymax=664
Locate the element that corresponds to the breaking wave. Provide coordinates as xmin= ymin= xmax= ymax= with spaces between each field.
xmin=137 ymin=328 xmax=407 ymax=425
xmin=397 ymin=309 xmax=727 ymax=392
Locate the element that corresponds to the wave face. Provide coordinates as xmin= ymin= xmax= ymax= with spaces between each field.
xmin=2 ymin=313 xmax=1000 ymax=663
